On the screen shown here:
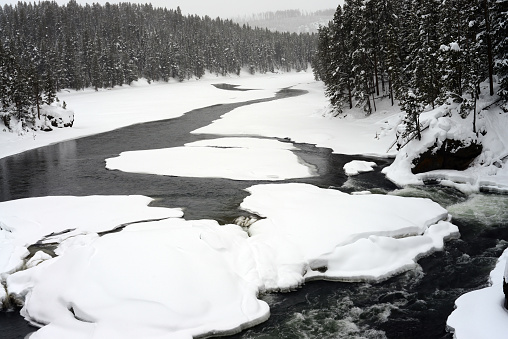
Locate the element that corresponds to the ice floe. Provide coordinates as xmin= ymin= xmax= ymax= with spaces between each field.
xmin=242 ymin=183 xmax=459 ymax=288
xmin=1 ymin=184 xmax=459 ymax=338
xmin=105 ymin=137 xmax=314 ymax=181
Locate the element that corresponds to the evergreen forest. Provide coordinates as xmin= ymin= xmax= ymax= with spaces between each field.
xmin=313 ymin=0 xmax=508 ymax=143
xmin=0 ymin=0 xmax=316 ymax=129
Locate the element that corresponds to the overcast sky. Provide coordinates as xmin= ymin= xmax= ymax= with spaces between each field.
xmin=0 ymin=0 xmax=339 ymax=18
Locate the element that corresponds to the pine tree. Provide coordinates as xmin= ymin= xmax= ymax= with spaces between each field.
xmin=398 ymin=89 xmax=425 ymax=145
xmin=491 ymin=0 xmax=508 ymax=102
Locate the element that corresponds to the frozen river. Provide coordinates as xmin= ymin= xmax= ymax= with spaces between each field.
xmin=1 ymin=87 xmax=507 ymax=338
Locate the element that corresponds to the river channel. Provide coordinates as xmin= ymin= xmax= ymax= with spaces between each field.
xmin=1 ymin=86 xmax=507 ymax=339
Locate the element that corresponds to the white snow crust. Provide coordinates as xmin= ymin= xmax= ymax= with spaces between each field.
xmin=1 ymin=72 xmax=506 ymax=338
xmin=192 ymin=80 xmax=399 ymax=157
xmin=241 ymin=183 xmax=458 ymax=287
xmin=105 ymin=137 xmax=314 ymax=181
xmin=8 ymin=219 xmax=269 ymax=339
xmin=0 ymin=196 xmax=182 ymax=277
xmin=447 ymin=248 xmax=508 ymax=339
xmin=2 ymin=185 xmax=456 ymax=338
xmin=343 ymin=160 xmax=377 ymax=176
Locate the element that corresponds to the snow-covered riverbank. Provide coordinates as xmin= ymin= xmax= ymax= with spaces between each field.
xmin=0 ymin=72 xmax=310 ymax=160
xmin=1 ymin=71 xmax=507 ymax=338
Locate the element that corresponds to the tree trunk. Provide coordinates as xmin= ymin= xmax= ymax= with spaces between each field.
xmin=473 ymin=94 xmax=477 ymax=134
xmin=347 ymin=78 xmax=353 ymax=109
xmin=389 ymin=72 xmax=394 ymax=106
xmin=483 ymin=0 xmax=495 ymax=96
xmin=35 ymin=80 xmax=40 ymax=120
xmin=374 ymin=51 xmax=379 ymax=96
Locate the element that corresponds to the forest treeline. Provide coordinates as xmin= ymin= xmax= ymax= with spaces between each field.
xmin=0 ymin=0 xmax=316 ymax=129
xmin=313 ymin=0 xmax=507 ymax=142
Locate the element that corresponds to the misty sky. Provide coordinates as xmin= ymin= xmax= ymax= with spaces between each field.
xmin=0 ymin=0 xmax=339 ymax=18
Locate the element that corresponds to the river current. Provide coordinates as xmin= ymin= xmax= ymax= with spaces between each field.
xmin=1 ymin=86 xmax=507 ymax=339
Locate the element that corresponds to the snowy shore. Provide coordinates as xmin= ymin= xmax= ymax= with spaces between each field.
xmin=1 ymin=71 xmax=507 ymax=338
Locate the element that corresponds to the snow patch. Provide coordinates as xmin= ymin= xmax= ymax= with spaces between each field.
xmin=0 ymin=195 xmax=182 ymax=277
xmin=447 ymin=248 xmax=508 ymax=339
xmin=105 ymin=137 xmax=314 ymax=181
xmin=1 ymin=187 xmax=458 ymax=336
xmin=241 ymin=183 xmax=456 ymax=289
xmin=344 ymin=160 xmax=377 ymax=176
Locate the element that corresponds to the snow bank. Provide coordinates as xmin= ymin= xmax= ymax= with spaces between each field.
xmin=383 ymin=91 xmax=508 ymax=193
xmin=242 ymin=183 xmax=458 ymax=289
xmin=105 ymin=137 xmax=315 ymax=181
xmin=7 ymin=219 xmax=269 ymax=339
xmin=0 ymin=195 xmax=182 ymax=277
xmin=343 ymin=160 xmax=377 ymax=176
xmin=0 ymin=72 xmax=311 ymax=160
xmin=447 ymin=248 xmax=508 ymax=339
xmin=192 ymin=80 xmax=399 ymax=157
xmin=0 ymin=103 xmax=74 ymax=137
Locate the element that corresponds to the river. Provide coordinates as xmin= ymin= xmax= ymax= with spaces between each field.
xmin=1 ymin=86 xmax=507 ymax=339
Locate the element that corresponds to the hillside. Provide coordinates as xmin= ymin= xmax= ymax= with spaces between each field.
xmin=233 ymin=9 xmax=334 ymax=34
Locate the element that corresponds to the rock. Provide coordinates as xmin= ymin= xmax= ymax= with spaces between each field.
xmin=43 ymin=105 xmax=75 ymax=128
xmin=504 ymin=277 xmax=508 ymax=309
xmin=411 ymin=139 xmax=482 ymax=174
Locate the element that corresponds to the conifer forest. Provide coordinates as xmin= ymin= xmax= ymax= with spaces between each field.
xmin=0 ymin=1 xmax=316 ymax=128
xmin=313 ymin=0 xmax=508 ymax=143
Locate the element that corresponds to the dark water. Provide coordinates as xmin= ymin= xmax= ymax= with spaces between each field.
xmin=1 ymin=86 xmax=507 ymax=339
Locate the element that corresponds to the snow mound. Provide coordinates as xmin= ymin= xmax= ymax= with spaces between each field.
xmin=105 ymin=137 xmax=314 ymax=181
xmin=7 ymin=219 xmax=269 ymax=339
xmin=1 ymin=186 xmax=459 ymax=337
xmin=0 ymin=195 xmax=182 ymax=277
xmin=447 ymin=248 xmax=508 ymax=339
xmin=241 ymin=183 xmax=458 ymax=289
xmin=41 ymin=104 xmax=74 ymax=129
xmin=343 ymin=160 xmax=377 ymax=176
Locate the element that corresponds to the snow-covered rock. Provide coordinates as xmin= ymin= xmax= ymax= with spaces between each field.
xmin=42 ymin=104 xmax=74 ymax=128
xmin=384 ymin=94 xmax=508 ymax=194
xmin=447 ymin=248 xmax=508 ymax=339
xmin=343 ymin=160 xmax=377 ymax=176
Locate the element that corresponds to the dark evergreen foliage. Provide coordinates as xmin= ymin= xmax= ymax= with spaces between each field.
xmin=0 ymin=1 xmax=316 ymax=129
xmin=315 ymin=0 xmax=508 ymax=129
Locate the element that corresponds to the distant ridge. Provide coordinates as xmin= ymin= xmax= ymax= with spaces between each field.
xmin=233 ymin=9 xmax=335 ymax=34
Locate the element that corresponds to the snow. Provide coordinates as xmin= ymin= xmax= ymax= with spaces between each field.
xmin=0 ymin=71 xmax=506 ymax=337
xmin=0 ymin=195 xmax=182 ymax=277
xmin=0 ymin=72 xmax=310 ymax=159
xmin=192 ymin=79 xmax=399 ymax=157
xmin=3 ymin=185 xmax=457 ymax=338
xmin=105 ymin=137 xmax=315 ymax=181
xmin=343 ymin=160 xmax=377 ymax=176
xmin=241 ymin=183 xmax=458 ymax=288
xmin=446 ymin=248 xmax=508 ymax=339
xmin=7 ymin=219 xmax=269 ymax=339
xmin=383 ymin=90 xmax=508 ymax=194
